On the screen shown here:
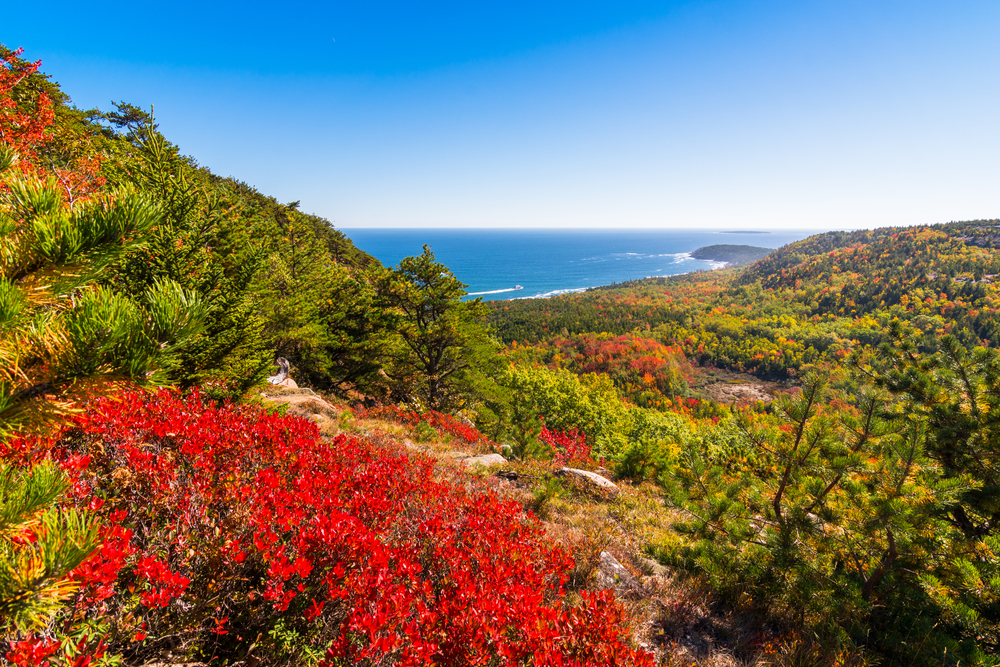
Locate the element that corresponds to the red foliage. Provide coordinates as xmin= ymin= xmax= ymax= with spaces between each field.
xmin=538 ymin=425 xmax=594 ymax=467
xmin=0 ymin=45 xmax=105 ymax=202
xmin=359 ymin=404 xmax=492 ymax=446
xmin=7 ymin=390 xmax=652 ymax=666
xmin=5 ymin=638 xmax=59 ymax=667
xmin=51 ymin=154 xmax=106 ymax=205
xmin=5 ymin=635 xmax=107 ymax=667
xmin=0 ymin=46 xmax=54 ymax=172
xmin=524 ymin=333 xmax=696 ymax=412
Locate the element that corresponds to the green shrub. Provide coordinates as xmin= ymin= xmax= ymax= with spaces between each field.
xmin=413 ymin=420 xmax=439 ymax=443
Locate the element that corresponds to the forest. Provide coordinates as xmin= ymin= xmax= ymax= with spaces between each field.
xmin=2 ymin=43 xmax=1000 ymax=667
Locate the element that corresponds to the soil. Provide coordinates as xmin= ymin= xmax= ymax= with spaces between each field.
xmin=692 ymin=367 xmax=788 ymax=405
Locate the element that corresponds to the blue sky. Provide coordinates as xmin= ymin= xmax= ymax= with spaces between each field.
xmin=4 ymin=1 xmax=999 ymax=229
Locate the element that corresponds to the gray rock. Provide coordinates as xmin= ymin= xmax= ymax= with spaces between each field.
xmin=267 ymin=357 xmax=297 ymax=387
xmin=596 ymin=551 xmax=643 ymax=598
xmin=460 ymin=453 xmax=508 ymax=468
xmin=555 ymin=467 xmax=619 ymax=494
xmin=267 ymin=357 xmax=289 ymax=384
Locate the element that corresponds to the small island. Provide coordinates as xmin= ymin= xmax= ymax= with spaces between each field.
xmin=691 ymin=244 xmax=773 ymax=266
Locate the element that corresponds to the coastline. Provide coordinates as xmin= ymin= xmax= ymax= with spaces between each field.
xmin=498 ymin=256 xmax=733 ymax=301
xmin=494 ymin=245 xmax=766 ymax=301
xmin=343 ymin=229 xmax=806 ymax=303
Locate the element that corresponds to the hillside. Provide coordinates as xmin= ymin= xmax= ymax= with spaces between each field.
xmin=484 ymin=219 xmax=1000 ymax=665
xmin=3 ymin=43 xmax=1000 ymax=667
xmin=1 ymin=43 xmax=652 ymax=667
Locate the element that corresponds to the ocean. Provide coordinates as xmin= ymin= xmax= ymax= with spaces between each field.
xmin=341 ymin=228 xmax=818 ymax=301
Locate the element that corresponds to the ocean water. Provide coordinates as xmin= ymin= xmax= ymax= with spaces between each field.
xmin=342 ymin=229 xmax=817 ymax=301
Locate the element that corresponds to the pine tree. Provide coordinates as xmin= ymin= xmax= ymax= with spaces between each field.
xmin=0 ymin=144 xmax=204 ymax=436
xmin=666 ymin=372 xmax=975 ymax=662
xmin=0 ymin=461 xmax=101 ymax=634
xmin=860 ymin=325 xmax=1000 ymax=655
xmin=378 ymin=245 xmax=501 ymax=411
xmin=101 ymin=106 xmax=271 ymax=399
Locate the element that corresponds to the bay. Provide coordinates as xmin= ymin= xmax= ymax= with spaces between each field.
xmin=341 ymin=228 xmax=818 ymax=301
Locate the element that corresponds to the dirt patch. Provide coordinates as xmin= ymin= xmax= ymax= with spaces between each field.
xmin=703 ymin=382 xmax=774 ymax=405
xmin=692 ymin=366 xmax=788 ymax=405
xmin=260 ymin=388 xmax=342 ymax=435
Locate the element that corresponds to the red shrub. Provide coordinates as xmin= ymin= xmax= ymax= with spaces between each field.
xmin=538 ymin=426 xmax=594 ymax=467
xmin=0 ymin=46 xmax=54 ymax=170
xmin=358 ymin=404 xmax=492 ymax=447
xmin=6 ymin=390 xmax=651 ymax=666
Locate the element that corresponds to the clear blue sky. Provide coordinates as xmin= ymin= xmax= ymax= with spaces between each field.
xmin=5 ymin=1 xmax=999 ymax=229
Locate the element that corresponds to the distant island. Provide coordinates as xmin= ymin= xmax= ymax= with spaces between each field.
xmin=691 ymin=244 xmax=773 ymax=266
xmin=720 ymin=230 xmax=770 ymax=234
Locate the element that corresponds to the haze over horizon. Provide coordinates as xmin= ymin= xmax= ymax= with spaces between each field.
xmin=6 ymin=1 xmax=999 ymax=230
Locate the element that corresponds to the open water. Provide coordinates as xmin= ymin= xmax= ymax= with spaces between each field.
xmin=342 ymin=228 xmax=818 ymax=302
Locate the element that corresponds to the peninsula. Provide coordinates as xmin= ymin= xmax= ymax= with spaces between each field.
xmin=690 ymin=244 xmax=773 ymax=266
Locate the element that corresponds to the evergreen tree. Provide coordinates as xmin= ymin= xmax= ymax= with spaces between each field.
xmin=260 ymin=207 xmax=394 ymax=393
xmin=666 ymin=373 xmax=979 ymax=662
xmin=0 ymin=462 xmax=101 ymax=634
xmin=860 ymin=326 xmax=1000 ymax=654
xmin=868 ymin=326 xmax=1000 ymax=539
xmin=102 ymin=106 xmax=270 ymax=398
xmin=379 ymin=245 xmax=501 ymax=411
xmin=0 ymin=145 xmax=204 ymax=436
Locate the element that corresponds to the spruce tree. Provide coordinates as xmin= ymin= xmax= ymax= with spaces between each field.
xmin=101 ymin=106 xmax=271 ymax=398
xmin=379 ymin=245 xmax=501 ymax=411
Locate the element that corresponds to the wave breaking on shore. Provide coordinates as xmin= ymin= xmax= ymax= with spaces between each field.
xmin=513 ymin=287 xmax=592 ymax=300
xmin=466 ymin=286 xmax=523 ymax=296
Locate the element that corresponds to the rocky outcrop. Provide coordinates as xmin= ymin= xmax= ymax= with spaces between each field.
xmin=261 ymin=389 xmax=339 ymax=435
xmin=459 ymin=453 xmax=507 ymax=468
xmin=554 ymin=467 xmax=619 ymax=495
xmin=266 ymin=357 xmax=298 ymax=389
xmin=703 ymin=382 xmax=770 ymax=404
xmin=596 ymin=551 xmax=643 ymax=599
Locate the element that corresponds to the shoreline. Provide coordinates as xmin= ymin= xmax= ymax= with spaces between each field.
xmin=481 ymin=245 xmax=769 ymax=301
xmin=487 ymin=257 xmax=734 ymax=301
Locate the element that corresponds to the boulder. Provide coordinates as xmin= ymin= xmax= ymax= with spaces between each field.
xmin=554 ymin=467 xmax=619 ymax=494
xmin=596 ymin=551 xmax=643 ymax=599
xmin=266 ymin=357 xmax=297 ymax=388
xmin=637 ymin=556 xmax=672 ymax=579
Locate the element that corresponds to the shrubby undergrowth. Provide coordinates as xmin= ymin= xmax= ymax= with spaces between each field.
xmin=2 ymin=390 xmax=652 ymax=666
